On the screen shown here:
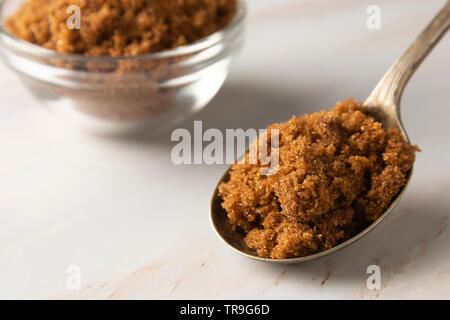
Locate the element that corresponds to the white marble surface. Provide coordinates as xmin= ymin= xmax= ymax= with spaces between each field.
xmin=1 ymin=0 xmax=450 ymax=299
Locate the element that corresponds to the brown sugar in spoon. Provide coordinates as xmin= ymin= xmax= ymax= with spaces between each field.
xmin=210 ymin=2 xmax=450 ymax=264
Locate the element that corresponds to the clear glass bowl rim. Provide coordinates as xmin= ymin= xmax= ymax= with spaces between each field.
xmin=0 ymin=0 xmax=246 ymax=62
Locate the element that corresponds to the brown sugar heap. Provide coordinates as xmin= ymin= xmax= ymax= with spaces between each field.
xmin=218 ymin=99 xmax=418 ymax=259
xmin=6 ymin=0 xmax=237 ymax=56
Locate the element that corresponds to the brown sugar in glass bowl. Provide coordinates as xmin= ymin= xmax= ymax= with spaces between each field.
xmin=0 ymin=0 xmax=245 ymax=134
xmin=218 ymin=99 xmax=418 ymax=259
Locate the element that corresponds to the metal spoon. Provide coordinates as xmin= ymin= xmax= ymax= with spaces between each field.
xmin=210 ymin=2 xmax=450 ymax=264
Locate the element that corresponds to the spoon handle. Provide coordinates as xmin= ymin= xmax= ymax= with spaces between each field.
xmin=365 ymin=1 xmax=450 ymax=111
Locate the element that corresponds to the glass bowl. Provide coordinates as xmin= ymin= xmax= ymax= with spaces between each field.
xmin=0 ymin=0 xmax=246 ymax=135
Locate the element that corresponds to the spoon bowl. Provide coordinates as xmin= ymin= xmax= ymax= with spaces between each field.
xmin=210 ymin=2 xmax=450 ymax=264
